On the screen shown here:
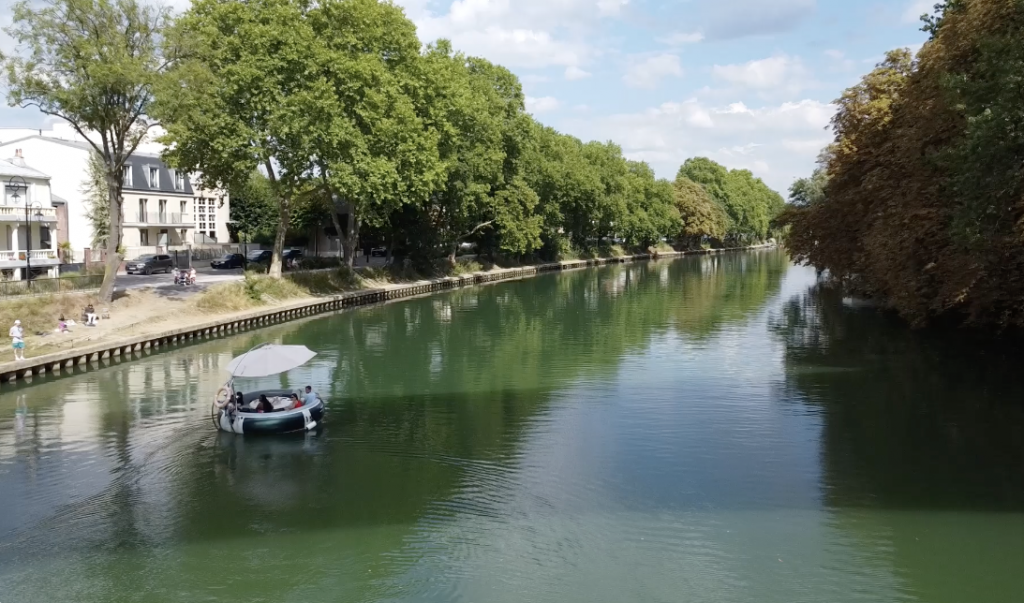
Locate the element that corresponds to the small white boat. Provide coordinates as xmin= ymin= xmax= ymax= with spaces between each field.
xmin=212 ymin=343 xmax=326 ymax=435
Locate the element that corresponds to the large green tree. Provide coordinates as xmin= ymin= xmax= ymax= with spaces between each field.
xmin=304 ymin=0 xmax=444 ymax=268
xmin=1 ymin=0 xmax=170 ymax=300
xmin=155 ymin=0 xmax=330 ymax=277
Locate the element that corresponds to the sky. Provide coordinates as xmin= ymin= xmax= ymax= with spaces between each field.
xmin=0 ymin=0 xmax=934 ymax=195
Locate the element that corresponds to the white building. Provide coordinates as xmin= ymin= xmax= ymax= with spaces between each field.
xmin=0 ymin=150 xmax=60 ymax=280
xmin=0 ymin=127 xmax=230 ymax=268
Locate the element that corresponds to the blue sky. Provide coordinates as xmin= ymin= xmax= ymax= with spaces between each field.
xmin=1 ymin=0 xmax=934 ymax=194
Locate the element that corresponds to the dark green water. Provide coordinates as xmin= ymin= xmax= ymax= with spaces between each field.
xmin=1 ymin=250 xmax=1022 ymax=603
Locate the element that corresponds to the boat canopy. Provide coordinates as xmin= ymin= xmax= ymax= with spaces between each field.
xmin=226 ymin=344 xmax=317 ymax=378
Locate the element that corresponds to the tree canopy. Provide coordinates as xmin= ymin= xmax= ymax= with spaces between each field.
xmin=783 ymin=0 xmax=1024 ymax=329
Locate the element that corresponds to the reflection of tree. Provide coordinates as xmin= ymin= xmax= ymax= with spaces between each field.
xmin=771 ymin=284 xmax=1024 ymax=603
xmin=672 ymin=250 xmax=788 ymax=339
xmin=2 ymin=253 xmax=791 ymax=602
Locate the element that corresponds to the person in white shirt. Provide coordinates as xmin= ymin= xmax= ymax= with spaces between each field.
xmin=9 ymin=319 xmax=25 ymax=361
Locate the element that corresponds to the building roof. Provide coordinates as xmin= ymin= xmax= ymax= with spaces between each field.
xmin=0 ymin=156 xmax=49 ymax=180
xmin=51 ymin=193 xmax=68 ymax=204
xmin=0 ymin=134 xmax=195 ymax=195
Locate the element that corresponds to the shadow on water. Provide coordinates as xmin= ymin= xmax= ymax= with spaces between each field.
xmin=771 ymin=283 xmax=1024 ymax=603
xmin=771 ymin=284 xmax=1024 ymax=513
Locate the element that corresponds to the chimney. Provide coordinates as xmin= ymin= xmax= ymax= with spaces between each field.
xmin=9 ymin=149 xmax=27 ymax=168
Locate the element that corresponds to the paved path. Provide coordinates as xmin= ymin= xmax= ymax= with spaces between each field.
xmin=114 ymin=267 xmax=244 ymax=298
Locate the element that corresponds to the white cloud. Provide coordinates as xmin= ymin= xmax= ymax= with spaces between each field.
xmin=902 ymin=0 xmax=935 ymax=24
xmin=565 ymin=66 xmax=592 ymax=80
xmin=566 ymin=98 xmax=835 ymax=192
xmin=659 ymin=31 xmax=704 ymax=45
xmin=712 ymin=54 xmax=813 ymax=95
xmin=824 ymin=49 xmax=844 ymax=60
xmin=439 ymin=27 xmax=588 ymax=68
xmin=623 ymin=54 xmax=683 ymax=89
xmin=526 ymin=96 xmax=561 ymax=114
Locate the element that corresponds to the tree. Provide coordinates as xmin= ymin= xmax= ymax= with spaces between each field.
xmin=673 ymin=176 xmax=728 ymax=247
xmin=82 ymin=151 xmax=110 ymax=249
xmin=155 ymin=0 xmax=329 ymax=277
xmin=228 ymin=171 xmax=278 ymax=244
xmin=1 ymin=0 xmax=171 ymax=300
xmin=306 ymin=0 xmax=444 ymax=268
xmin=788 ymin=167 xmax=829 ymax=207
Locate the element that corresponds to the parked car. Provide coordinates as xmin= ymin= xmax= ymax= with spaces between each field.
xmin=126 ymin=254 xmax=173 ymax=275
xmin=211 ymin=253 xmax=245 ymax=269
xmin=246 ymin=249 xmax=273 ymax=264
xmin=370 ymin=247 xmax=386 ymax=257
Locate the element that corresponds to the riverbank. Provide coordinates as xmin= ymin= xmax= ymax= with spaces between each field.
xmin=0 ymin=245 xmax=773 ymax=384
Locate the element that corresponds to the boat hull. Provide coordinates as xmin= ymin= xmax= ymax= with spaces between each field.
xmin=216 ymin=389 xmax=325 ymax=435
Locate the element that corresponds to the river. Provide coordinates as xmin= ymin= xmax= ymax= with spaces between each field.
xmin=1 ymin=249 xmax=1022 ymax=603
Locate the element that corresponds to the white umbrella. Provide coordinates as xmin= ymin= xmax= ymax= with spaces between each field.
xmin=226 ymin=344 xmax=317 ymax=378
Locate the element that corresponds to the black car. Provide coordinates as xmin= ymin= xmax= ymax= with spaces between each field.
xmin=211 ymin=253 xmax=245 ymax=269
xmin=126 ymin=254 xmax=173 ymax=275
xmin=246 ymin=249 xmax=273 ymax=264
xmin=370 ymin=247 xmax=386 ymax=257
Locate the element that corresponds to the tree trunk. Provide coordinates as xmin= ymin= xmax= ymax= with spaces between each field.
xmin=269 ymin=198 xmax=289 ymax=277
xmin=97 ymin=175 xmax=123 ymax=302
xmin=342 ymin=210 xmax=359 ymax=269
xmin=329 ymin=205 xmax=344 ymax=261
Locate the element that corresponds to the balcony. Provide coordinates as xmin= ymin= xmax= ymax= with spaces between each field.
xmin=0 ymin=249 xmax=59 ymax=263
xmin=125 ymin=212 xmax=193 ymax=227
xmin=0 ymin=206 xmax=58 ymax=222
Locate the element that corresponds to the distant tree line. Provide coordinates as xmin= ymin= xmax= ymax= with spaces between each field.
xmin=782 ymin=0 xmax=1024 ymax=329
xmin=1 ymin=0 xmax=785 ymax=293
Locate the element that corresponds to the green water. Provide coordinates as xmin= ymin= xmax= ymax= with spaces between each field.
xmin=1 ymin=250 xmax=1022 ymax=603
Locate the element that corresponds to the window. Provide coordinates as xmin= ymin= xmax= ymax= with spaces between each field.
xmin=138 ymin=199 xmax=148 ymax=222
xmin=180 ymin=200 xmax=187 ymax=216
xmin=148 ymin=166 xmax=159 ymax=188
xmin=123 ymin=165 xmax=132 ymax=186
xmin=139 ymin=229 xmax=149 ymax=246
xmin=158 ymin=199 xmax=167 ymax=221
xmin=173 ymin=171 xmax=185 ymax=191
xmin=197 ymin=198 xmax=208 ymax=232
xmin=40 ymin=226 xmax=51 ymax=249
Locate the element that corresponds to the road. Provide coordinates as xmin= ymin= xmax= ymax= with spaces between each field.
xmin=114 ymin=267 xmax=244 ymax=298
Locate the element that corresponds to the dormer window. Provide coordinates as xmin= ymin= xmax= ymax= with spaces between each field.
xmin=123 ymin=165 xmax=132 ymax=186
xmin=173 ymin=170 xmax=185 ymax=191
xmin=148 ymin=166 xmax=159 ymax=188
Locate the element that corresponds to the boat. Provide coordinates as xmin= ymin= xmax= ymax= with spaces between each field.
xmin=212 ymin=343 xmax=326 ymax=434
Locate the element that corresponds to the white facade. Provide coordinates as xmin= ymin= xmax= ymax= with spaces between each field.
xmin=0 ymin=132 xmax=230 ymax=263
xmin=0 ymin=151 xmax=60 ymax=280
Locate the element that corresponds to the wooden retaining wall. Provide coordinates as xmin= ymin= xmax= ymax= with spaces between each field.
xmin=0 ymin=246 xmax=766 ymax=386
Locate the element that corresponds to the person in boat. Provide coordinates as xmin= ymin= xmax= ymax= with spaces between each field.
xmin=288 ymin=392 xmax=303 ymax=410
xmin=234 ymin=391 xmax=247 ymax=411
xmin=303 ymin=385 xmax=318 ymax=407
xmin=256 ymin=394 xmax=275 ymax=413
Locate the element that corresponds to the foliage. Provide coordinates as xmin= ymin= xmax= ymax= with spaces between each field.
xmin=155 ymin=0 xmax=328 ymax=277
xmin=677 ymin=158 xmax=784 ymax=242
xmin=673 ymin=176 xmax=728 ymax=247
xmin=784 ymin=0 xmax=1024 ymax=328
xmin=148 ymin=0 xmax=784 ymax=278
xmin=788 ymin=167 xmax=829 ymax=208
xmin=82 ymin=151 xmax=110 ymax=249
xmin=1 ymin=0 xmax=171 ymax=301
xmin=229 ymin=171 xmax=278 ymax=243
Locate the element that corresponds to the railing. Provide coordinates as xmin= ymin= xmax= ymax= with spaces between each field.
xmin=0 ymin=274 xmax=103 ymax=297
xmin=0 ymin=249 xmax=58 ymax=262
xmin=131 ymin=212 xmax=192 ymax=224
xmin=0 ymin=206 xmax=58 ymax=220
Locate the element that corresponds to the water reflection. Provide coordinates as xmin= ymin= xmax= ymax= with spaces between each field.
xmin=771 ymin=284 xmax=1024 ymax=603
xmin=10 ymin=250 xmax=1016 ymax=603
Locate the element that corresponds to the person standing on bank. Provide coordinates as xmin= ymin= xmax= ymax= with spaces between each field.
xmin=9 ymin=319 xmax=25 ymax=361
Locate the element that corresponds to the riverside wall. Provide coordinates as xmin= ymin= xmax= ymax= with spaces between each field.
xmin=0 ymin=246 xmax=772 ymax=385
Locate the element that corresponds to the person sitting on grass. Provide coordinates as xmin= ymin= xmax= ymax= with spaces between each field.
xmin=84 ymin=304 xmax=97 ymax=326
xmin=57 ymin=314 xmax=69 ymax=334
